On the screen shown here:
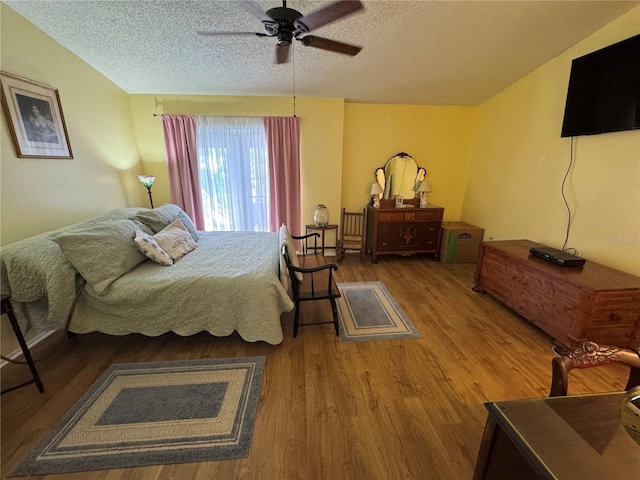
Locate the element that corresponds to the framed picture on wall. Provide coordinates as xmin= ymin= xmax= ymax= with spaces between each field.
xmin=0 ymin=71 xmax=73 ymax=159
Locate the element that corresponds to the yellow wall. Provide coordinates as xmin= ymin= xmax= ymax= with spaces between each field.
xmin=129 ymin=94 xmax=345 ymax=230
xmin=342 ymin=104 xmax=476 ymax=219
xmin=0 ymin=4 xmax=145 ymax=355
xmin=0 ymin=4 xmax=145 ymax=246
xmin=130 ymin=97 xmax=477 ymax=230
xmin=462 ymin=6 xmax=640 ymax=276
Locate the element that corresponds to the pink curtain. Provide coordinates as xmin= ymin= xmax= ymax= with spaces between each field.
xmin=161 ymin=115 xmax=204 ymax=229
xmin=264 ymin=116 xmax=301 ymax=235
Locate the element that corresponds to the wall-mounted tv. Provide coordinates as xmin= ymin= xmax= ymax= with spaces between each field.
xmin=561 ymin=33 xmax=640 ymax=137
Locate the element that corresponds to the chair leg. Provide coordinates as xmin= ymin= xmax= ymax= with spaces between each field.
xmin=626 ymin=367 xmax=640 ymax=390
xmin=293 ymin=302 xmax=300 ymax=338
xmin=330 ymin=297 xmax=339 ymax=336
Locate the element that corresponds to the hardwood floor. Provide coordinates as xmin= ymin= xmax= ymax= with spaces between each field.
xmin=1 ymin=255 xmax=628 ymax=480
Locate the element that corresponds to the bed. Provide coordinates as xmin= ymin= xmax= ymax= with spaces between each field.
xmin=0 ymin=205 xmax=294 ymax=345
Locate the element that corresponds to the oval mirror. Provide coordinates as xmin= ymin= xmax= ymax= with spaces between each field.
xmin=375 ymin=153 xmax=425 ymax=200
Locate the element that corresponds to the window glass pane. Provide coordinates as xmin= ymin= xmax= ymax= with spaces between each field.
xmin=196 ymin=117 xmax=270 ymax=231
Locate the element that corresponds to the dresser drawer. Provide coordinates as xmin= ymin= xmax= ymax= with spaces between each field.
xmin=378 ymin=210 xmax=443 ymax=222
xmin=415 ymin=210 xmax=443 ymax=222
xmin=588 ymin=293 xmax=640 ymax=327
xmin=376 ymin=222 xmax=440 ymax=252
xmin=366 ymin=205 xmax=444 ymax=259
xmin=378 ymin=211 xmax=407 ymax=221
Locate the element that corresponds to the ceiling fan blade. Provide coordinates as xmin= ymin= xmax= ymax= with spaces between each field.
xmin=294 ymin=0 xmax=364 ymax=33
xmin=275 ymin=44 xmax=290 ymax=64
xmin=197 ymin=31 xmax=270 ymax=37
xmin=299 ymin=35 xmax=362 ymax=56
xmin=236 ymin=0 xmax=273 ymax=23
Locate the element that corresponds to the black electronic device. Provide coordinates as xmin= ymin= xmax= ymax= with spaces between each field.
xmin=561 ymin=33 xmax=640 ymax=137
xmin=529 ymin=246 xmax=586 ymax=267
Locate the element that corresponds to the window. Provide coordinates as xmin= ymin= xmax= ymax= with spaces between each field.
xmin=196 ymin=117 xmax=270 ymax=231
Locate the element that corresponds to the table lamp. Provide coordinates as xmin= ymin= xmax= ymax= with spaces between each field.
xmin=137 ymin=174 xmax=156 ymax=208
xmin=417 ymin=180 xmax=431 ymax=207
xmin=370 ymin=183 xmax=383 ymax=208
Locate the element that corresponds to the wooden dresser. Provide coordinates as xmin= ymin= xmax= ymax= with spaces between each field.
xmin=366 ymin=205 xmax=444 ymax=262
xmin=473 ymin=239 xmax=640 ymax=348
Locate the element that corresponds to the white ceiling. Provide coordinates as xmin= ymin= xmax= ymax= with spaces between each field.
xmin=4 ymin=0 xmax=639 ymax=105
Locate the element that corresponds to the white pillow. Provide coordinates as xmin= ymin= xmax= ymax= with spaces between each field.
xmin=133 ymin=230 xmax=174 ymax=266
xmin=278 ymin=224 xmax=303 ymax=281
xmin=130 ymin=204 xmax=199 ymax=242
xmin=154 ymin=219 xmax=197 ymax=261
xmin=278 ymin=225 xmax=289 ymax=285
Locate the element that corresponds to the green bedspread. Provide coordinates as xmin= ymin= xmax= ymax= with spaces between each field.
xmin=1 ymin=209 xmax=294 ymax=345
xmin=72 ymin=231 xmax=293 ymax=344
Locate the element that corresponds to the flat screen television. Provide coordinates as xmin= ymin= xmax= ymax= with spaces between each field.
xmin=561 ymin=33 xmax=640 ymax=137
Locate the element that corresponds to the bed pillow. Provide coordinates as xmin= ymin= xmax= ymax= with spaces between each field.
xmin=279 ymin=224 xmax=303 ymax=281
xmin=133 ymin=230 xmax=174 ymax=266
xmin=154 ymin=219 xmax=197 ymax=261
xmin=130 ymin=204 xmax=199 ymax=242
xmin=52 ymin=219 xmax=152 ymax=293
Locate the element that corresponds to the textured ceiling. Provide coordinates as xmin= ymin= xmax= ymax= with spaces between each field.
xmin=4 ymin=1 xmax=639 ymax=105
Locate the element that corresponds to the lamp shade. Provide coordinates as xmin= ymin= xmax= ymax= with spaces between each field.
xmin=417 ymin=180 xmax=432 ymax=193
xmin=137 ymin=174 xmax=156 ymax=188
xmin=370 ymin=182 xmax=384 ymax=195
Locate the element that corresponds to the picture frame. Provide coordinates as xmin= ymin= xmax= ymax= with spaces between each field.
xmin=0 ymin=71 xmax=73 ymax=159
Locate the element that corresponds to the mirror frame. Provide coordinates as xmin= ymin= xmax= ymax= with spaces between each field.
xmin=374 ymin=152 xmax=426 ymax=206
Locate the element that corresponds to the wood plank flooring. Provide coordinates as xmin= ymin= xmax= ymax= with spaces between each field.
xmin=0 ymin=255 xmax=628 ymax=480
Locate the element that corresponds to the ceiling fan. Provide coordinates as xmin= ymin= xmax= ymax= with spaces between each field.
xmin=198 ymin=0 xmax=364 ymax=64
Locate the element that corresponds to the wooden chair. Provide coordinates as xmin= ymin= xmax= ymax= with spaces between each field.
xmin=336 ymin=208 xmax=366 ymax=263
xmin=282 ymin=232 xmax=341 ymax=338
xmin=549 ymin=341 xmax=640 ymax=396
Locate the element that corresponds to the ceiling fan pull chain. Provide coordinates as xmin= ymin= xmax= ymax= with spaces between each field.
xmin=292 ymin=42 xmax=296 ymax=117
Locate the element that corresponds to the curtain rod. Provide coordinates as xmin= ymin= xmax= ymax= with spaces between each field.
xmin=152 ymin=113 xmax=302 ymax=118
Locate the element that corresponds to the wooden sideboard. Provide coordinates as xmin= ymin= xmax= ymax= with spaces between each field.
xmin=366 ymin=205 xmax=444 ymax=262
xmin=473 ymin=239 xmax=640 ymax=348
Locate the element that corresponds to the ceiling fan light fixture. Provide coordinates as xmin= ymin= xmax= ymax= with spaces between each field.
xmin=199 ymin=0 xmax=365 ymax=64
xmin=277 ymin=32 xmax=292 ymax=46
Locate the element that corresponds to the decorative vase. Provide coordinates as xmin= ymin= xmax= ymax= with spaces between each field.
xmin=314 ymin=204 xmax=329 ymax=227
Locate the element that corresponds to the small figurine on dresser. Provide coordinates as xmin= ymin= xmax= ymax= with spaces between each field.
xmin=417 ymin=180 xmax=432 ymax=207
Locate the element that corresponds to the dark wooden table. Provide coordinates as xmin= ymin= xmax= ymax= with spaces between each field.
xmin=305 ymin=224 xmax=338 ymax=256
xmin=473 ymin=392 xmax=640 ymax=479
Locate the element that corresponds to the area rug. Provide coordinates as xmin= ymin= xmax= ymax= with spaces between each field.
xmin=11 ymin=356 xmax=265 ymax=477
xmin=336 ymin=281 xmax=420 ymax=342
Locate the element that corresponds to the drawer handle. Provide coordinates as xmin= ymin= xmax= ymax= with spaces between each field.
xmin=609 ymin=312 xmax=619 ymax=322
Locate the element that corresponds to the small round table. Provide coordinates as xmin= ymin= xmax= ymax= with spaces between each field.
xmin=305 ymin=224 xmax=338 ymax=256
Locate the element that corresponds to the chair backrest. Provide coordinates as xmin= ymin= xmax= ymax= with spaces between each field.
xmin=337 ymin=208 xmax=366 ymax=262
xmin=340 ymin=208 xmax=365 ymax=243
xmin=549 ymin=341 xmax=640 ymax=396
